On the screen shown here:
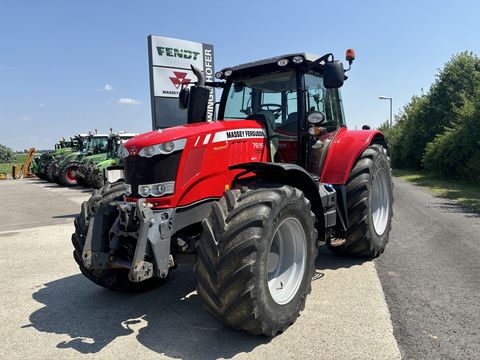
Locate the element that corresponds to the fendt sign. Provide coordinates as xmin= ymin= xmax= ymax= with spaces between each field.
xmin=148 ymin=35 xmax=215 ymax=129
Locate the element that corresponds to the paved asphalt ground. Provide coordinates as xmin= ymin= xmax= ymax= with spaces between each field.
xmin=0 ymin=177 xmax=478 ymax=359
xmin=376 ymin=179 xmax=480 ymax=359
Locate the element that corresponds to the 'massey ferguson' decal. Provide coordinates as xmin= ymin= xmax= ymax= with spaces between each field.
xmin=212 ymin=128 xmax=266 ymax=143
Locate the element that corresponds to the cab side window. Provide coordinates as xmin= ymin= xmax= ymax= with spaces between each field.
xmin=304 ymin=73 xmax=345 ymax=131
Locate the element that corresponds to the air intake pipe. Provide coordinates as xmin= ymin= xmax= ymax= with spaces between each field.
xmin=181 ymin=65 xmax=210 ymax=124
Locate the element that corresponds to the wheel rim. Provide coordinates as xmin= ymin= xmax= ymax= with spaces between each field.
xmin=371 ymin=168 xmax=390 ymax=235
xmin=267 ymin=217 xmax=307 ymax=305
xmin=66 ymin=167 xmax=78 ymax=183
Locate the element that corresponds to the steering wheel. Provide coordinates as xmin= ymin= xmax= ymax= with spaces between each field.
xmin=259 ymin=104 xmax=282 ymax=118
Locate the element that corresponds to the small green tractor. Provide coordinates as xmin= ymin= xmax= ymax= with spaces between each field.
xmin=35 ymin=138 xmax=78 ymax=181
xmin=76 ymin=132 xmax=137 ymax=189
xmin=53 ymin=133 xmax=109 ymax=186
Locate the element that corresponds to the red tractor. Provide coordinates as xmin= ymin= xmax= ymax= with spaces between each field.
xmin=72 ymin=49 xmax=393 ymax=336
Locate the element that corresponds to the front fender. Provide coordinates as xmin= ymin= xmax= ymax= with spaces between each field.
xmin=320 ymin=128 xmax=386 ymax=184
xmin=230 ymin=162 xmax=324 ymax=221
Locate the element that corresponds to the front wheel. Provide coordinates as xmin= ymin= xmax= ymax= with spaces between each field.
xmin=59 ymin=161 xmax=80 ymax=187
xmin=72 ymin=181 xmax=165 ymax=292
xmin=329 ymin=143 xmax=393 ymax=257
xmin=92 ymin=168 xmax=105 ymax=189
xmin=195 ymin=185 xmax=317 ymax=336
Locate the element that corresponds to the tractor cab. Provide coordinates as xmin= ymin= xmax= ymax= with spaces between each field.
xmin=85 ymin=134 xmax=109 ymax=155
xmin=183 ymin=50 xmax=355 ymax=172
xmin=110 ymin=132 xmax=138 ymax=158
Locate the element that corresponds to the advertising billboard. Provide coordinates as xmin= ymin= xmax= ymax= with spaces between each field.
xmin=148 ymin=35 xmax=215 ymax=130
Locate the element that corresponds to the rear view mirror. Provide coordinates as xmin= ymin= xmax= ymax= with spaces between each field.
xmin=323 ymin=60 xmax=344 ymax=88
xmin=178 ymin=87 xmax=190 ymax=109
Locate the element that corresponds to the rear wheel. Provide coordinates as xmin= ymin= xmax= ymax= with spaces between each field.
xmin=59 ymin=161 xmax=80 ymax=186
xmin=329 ymin=144 xmax=393 ymax=257
xmin=72 ymin=181 xmax=164 ymax=292
xmin=195 ymin=185 xmax=317 ymax=336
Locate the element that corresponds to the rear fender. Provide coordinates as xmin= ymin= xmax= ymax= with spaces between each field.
xmin=320 ymin=128 xmax=387 ymax=184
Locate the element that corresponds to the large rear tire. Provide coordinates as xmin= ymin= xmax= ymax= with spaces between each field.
xmin=329 ymin=143 xmax=393 ymax=257
xmin=195 ymin=185 xmax=317 ymax=336
xmin=72 ymin=181 xmax=164 ymax=292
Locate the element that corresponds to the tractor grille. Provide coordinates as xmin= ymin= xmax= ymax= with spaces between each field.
xmin=124 ymin=152 xmax=182 ymax=197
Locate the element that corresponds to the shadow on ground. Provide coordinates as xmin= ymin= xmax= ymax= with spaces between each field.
xmin=26 ymin=266 xmax=268 ymax=359
xmin=315 ymin=245 xmax=369 ymax=271
xmin=435 ymin=201 xmax=480 ymax=218
xmin=52 ymin=214 xmax=78 ymax=219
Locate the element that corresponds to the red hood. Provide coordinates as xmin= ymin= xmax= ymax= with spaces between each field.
xmin=124 ymin=120 xmax=264 ymax=153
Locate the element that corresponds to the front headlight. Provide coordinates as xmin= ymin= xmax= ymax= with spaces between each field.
xmin=138 ymin=138 xmax=186 ymax=158
xmin=138 ymin=181 xmax=175 ymax=197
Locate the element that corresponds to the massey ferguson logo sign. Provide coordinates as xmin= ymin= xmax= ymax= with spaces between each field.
xmin=169 ymin=71 xmax=191 ymax=89
xmin=148 ymin=35 xmax=215 ymax=129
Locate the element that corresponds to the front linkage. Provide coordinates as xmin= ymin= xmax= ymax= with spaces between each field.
xmin=82 ymin=198 xmax=175 ymax=282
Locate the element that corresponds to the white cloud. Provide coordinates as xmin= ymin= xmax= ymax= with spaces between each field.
xmin=40 ymin=103 xmax=46 ymax=108
xmin=97 ymin=84 xmax=114 ymax=92
xmin=117 ymin=98 xmax=142 ymax=105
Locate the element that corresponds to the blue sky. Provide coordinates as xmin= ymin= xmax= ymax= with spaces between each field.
xmin=0 ymin=0 xmax=479 ymax=150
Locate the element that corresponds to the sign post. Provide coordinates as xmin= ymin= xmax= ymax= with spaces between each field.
xmin=148 ymin=35 xmax=215 ymax=130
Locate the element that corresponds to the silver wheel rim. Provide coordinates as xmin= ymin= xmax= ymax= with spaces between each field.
xmin=371 ymin=168 xmax=390 ymax=235
xmin=267 ymin=217 xmax=307 ymax=305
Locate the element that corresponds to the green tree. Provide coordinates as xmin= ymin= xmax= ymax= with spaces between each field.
xmin=389 ymin=51 xmax=480 ymax=174
xmin=0 ymin=144 xmax=15 ymax=163
xmin=423 ymin=83 xmax=480 ymax=181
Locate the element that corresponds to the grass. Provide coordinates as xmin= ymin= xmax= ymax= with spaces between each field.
xmin=0 ymin=154 xmax=29 ymax=175
xmin=393 ymin=169 xmax=480 ymax=212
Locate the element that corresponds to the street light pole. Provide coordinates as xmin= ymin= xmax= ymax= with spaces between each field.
xmin=379 ymin=96 xmax=393 ymax=127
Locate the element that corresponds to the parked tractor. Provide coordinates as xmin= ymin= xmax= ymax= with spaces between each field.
xmin=72 ymin=50 xmax=393 ymax=336
xmin=54 ymin=133 xmax=109 ymax=186
xmin=35 ymin=138 xmax=77 ymax=181
xmin=84 ymin=132 xmax=138 ymax=189
xmin=76 ymin=132 xmax=137 ymax=189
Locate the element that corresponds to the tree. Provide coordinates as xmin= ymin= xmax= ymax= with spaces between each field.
xmin=423 ymin=82 xmax=480 ymax=181
xmin=388 ymin=51 xmax=480 ymax=178
xmin=0 ymin=144 xmax=15 ymax=163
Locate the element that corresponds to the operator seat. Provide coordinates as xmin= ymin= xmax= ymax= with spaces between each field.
xmin=246 ymin=110 xmax=278 ymax=161
xmin=278 ymin=112 xmax=298 ymax=133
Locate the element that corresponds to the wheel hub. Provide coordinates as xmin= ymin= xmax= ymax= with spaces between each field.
xmin=371 ymin=168 xmax=390 ymax=235
xmin=267 ymin=217 xmax=307 ymax=305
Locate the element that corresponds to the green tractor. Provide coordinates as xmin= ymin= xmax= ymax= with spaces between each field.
xmin=54 ymin=133 xmax=109 ymax=186
xmin=48 ymin=134 xmax=89 ymax=184
xmin=76 ymin=132 xmax=137 ymax=189
xmin=36 ymin=138 xmax=77 ymax=181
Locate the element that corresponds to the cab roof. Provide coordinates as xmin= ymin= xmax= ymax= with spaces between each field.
xmin=219 ymin=53 xmax=326 ymax=79
xmin=113 ymin=132 xmax=138 ymax=138
xmin=223 ymin=53 xmax=320 ymax=72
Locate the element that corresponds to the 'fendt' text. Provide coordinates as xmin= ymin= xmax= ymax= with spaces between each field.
xmin=157 ymin=47 xmax=200 ymax=60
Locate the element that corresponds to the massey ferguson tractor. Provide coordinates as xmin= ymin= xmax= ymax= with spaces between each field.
xmin=72 ymin=49 xmax=393 ymax=336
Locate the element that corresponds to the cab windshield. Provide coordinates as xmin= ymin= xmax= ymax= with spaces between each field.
xmin=223 ymin=71 xmax=298 ymax=129
xmin=222 ymin=70 xmax=344 ymax=132
xmin=87 ymin=137 xmax=109 ymax=153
